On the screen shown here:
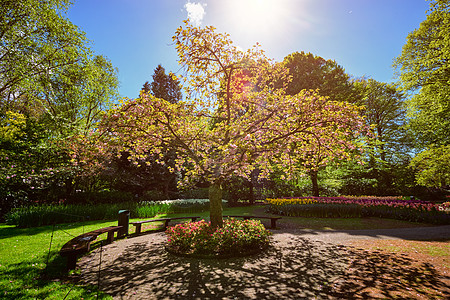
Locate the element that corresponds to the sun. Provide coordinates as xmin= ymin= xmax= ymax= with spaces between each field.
xmin=222 ymin=0 xmax=290 ymax=39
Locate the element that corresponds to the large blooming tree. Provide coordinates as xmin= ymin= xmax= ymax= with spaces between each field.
xmin=104 ymin=21 xmax=366 ymax=227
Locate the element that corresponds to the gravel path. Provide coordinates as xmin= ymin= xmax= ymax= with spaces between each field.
xmin=77 ymin=225 xmax=450 ymax=299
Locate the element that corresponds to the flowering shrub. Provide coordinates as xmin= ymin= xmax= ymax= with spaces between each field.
xmin=266 ymin=196 xmax=450 ymax=225
xmin=165 ymin=219 xmax=271 ymax=257
xmin=439 ymin=202 xmax=450 ymax=212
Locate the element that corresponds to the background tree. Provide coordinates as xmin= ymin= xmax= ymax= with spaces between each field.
xmin=394 ymin=0 xmax=449 ymax=146
xmin=117 ymin=64 xmax=186 ymax=199
xmin=104 ymin=21 xmax=366 ymax=227
xmin=0 ymin=111 xmax=73 ymax=217
xmin=394 ymin=0 xmax=449 ymax=196
xmin=283 ymin=51 xmax=360 ymax=103
xmin=0 ymin=0 xmax=118 ymax=136
xmin=281 ymin=51 xmax=362 ymax=196
xmin=142 ymin=81 xmax=151 ymax=94
xmin=0 ymin=0 xmax=119 ymax=217
xmin=410 ymin=145 xmax=450 ymax=188
xmin=146 ymin=64 xmax=183 ymax=103
xmin=345 ymin=79 xmax=413 ymax=195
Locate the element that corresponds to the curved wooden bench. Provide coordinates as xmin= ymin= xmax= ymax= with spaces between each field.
xmin=60 ymin=225 xmax=123 ymax=270
xmin=224 ymin=215 xmax=282 ymax=229
xmin=130 ymin=216 xmax=200 ymax=234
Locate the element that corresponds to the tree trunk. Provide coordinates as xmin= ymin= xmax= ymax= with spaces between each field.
xmin=310 ymin=170 xmax=319 ymax=197
xmin=249 ymin=180 xmax=255 ymax=205
xmin=209 ymin=181 xmax=223 ymax=228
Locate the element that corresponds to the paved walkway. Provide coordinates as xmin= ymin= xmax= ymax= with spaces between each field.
xmin=77 ymin=225 xmax=450 ymax=299
xmin=276 ymin=224 xmax=450 ymax=243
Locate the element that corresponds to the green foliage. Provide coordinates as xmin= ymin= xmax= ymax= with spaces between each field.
xmin=282 ymin=51 xmax=365 ymax=196
xmin=410 ymin=145 xmax=450 ymax=188
xmin=354 ymin=79 xmax=410 ymax=161
xmin=147 ymin=64 xmax=183 ymax=103
xmin=4 ymin=200 xmax=214 ymax=228
xmin=1 ymin=0 xmax=119 ymax=135
xmin=405 ymin=84 xmax=450 ymax=146
xmin=394 ymin=0 xmax=450 ymax=146
xmin=394 ymin=0 xmax=450 ymax=92
xmin=283 ymin=51 xmax=359 ymax=103
xmin=0 ymin=0 xmax=119 ymax=219
xmin=0 ymin=113 xmax=74 ymax=218
xmin=165 ymin=218 xmax=271 ymax=256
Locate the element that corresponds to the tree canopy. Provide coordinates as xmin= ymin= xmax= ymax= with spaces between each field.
xmin=0 ymin=0 xmax=118 ymax=135
xmin=394 ymin=0 xmax=450 ymax=146
xmin=410 ymin=145 xmax=450 ymax=188
xmin=104 ymin=21 xmax=366 ymax=227
xmin=283 ymin=51 xmax=359 ymax=103
xmin=0 ymin=0 xmax=119 ymax=214
xmin=149 ymin=64 xmax=183 ymax=103
xmin=394 ymin=0 xmax=449 ymax=191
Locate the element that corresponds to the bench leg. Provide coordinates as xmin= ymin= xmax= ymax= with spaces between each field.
xmin=243 ymin=216 xmax=251 ymax=220
xmin=191 ymin=217 xmax=198 ymax=222
xmin=66 ymin=254 xmax=77 ymax=270
xmin=86 ymin=241 xmax=92 ymax=252
xmin=164 ymin=220 xmax=170 ymax=229
xmin=270 ymin=219 xmax=277 ymax=229
xmin=135 ymin=224 xmax=142 ymax=234
xmin=107 ymin=231 xmax=115 ymax=244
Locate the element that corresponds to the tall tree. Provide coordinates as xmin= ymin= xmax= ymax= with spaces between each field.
xmin=394 ymin=0 xmax=449 ymax=192
xmin=145 ymin=64 xmax=183 ymax=103
xmin=354 ymin=79 xmax=409 ymax=162
xmin=353 ymin=78 xmax=412 ymax=195
xmin=0 ymin=0 xmax=119 ymax=215
xmin=132 ymin=64 xmax=184 ymax=197
xmin=282 ymin=51 xmax=362 ymax=195
xmin=394 ymin=0 xmax=450 ymax=146
xmin=283 ymin=51 xmax=360 ymax=103
xmin=0 ymin=0 xmax=119 ymax=136
xmin=104 ymin=21 xmax=366 ymax=227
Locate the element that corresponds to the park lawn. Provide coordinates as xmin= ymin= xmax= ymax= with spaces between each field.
xmin=0 ymin=205 xmax=445 ymax=299
xmin=0 ymin=221 xmax=118 ymax=299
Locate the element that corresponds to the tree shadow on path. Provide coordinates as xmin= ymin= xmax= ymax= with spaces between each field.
xmin=78 ymin=233 xmax=449 ymax=299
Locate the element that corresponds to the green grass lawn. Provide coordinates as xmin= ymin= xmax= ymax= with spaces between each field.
xmin=0 ymin=205 xmax=441 ymax=299
xmin=0 ymin=220 xmax=118 ymax=299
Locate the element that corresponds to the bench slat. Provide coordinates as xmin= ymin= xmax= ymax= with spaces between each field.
xmin=60 ymin=225 xmax=123 ymax=270
xmin=131 ymin=216 xmax=200 ymax=234
xmin=223 ymin=215 xmax=281 ymax=229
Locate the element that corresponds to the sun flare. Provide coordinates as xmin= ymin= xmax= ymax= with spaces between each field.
xmin=222 ymin=0 xmax=290 ymax=38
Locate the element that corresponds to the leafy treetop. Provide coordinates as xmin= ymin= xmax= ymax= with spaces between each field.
xmin=103 ymin=20 xmax=367 ymax=227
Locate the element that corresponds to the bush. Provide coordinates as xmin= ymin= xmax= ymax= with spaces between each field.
xmin=5 ymin=203 xmax=139 ymax=227
xmin=5 ymin=199 xmax=219 ymax=227
xmin=165 ymin=219 xmax=271 ymax=257
xmin=266 ymin=196 xmax=450 ymax=225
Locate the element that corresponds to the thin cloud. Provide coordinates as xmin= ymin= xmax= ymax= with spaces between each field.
xmin=184 ymin=1 xmax=206 ymax=26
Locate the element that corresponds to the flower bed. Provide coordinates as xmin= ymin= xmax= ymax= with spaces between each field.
xmin=266 ymin=196 xmax=450 ymax=225
xmin=165 ymin=219 xmax=271 ymax=257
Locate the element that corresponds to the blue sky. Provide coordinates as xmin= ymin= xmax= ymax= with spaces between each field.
xmin=67 ymin=0 xmax=430 ymax=99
